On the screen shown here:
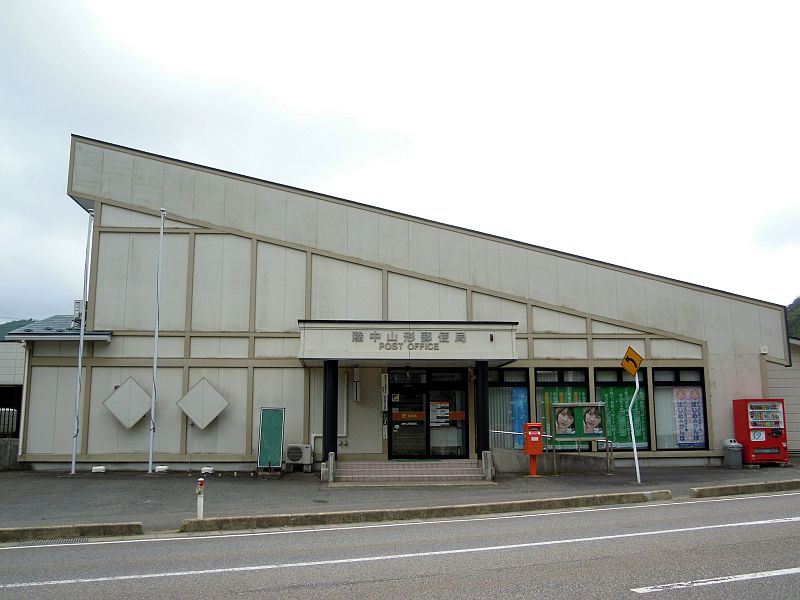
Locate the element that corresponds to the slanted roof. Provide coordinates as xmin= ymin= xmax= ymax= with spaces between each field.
xmin=4 ymin=315 xmax=112 ymax=342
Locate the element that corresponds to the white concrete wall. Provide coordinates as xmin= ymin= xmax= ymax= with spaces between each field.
xmin=94 ymin=232 xmax=189 ymax=331
xmin=311 ymin=256 xmax=381 ymax=320
xmin=25 ymin=367 xmax=83 ymax=455
xmin=252 ymin=368 xmax=305 ymax=453
xmin=387 ymin=274 xmax=467 ymax=321
xmin=0 ymin=342 xmax=25 ymax=385
xmin=186 ymin=368 xmax=248 ymax=454
xmin=255 ymin=242 xmax=306 ymax=332
xmin=88 ymin=367 xmax=182 ymax=454
xmin=308 ymin=367 xmax=382 ymax=456
xmin=192 ymin=235 xmax=250 ymax=331
xmin=768 ymin=343 xmax=800 ymax=452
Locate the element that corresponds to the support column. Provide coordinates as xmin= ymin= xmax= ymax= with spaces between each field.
xmin=323 ymin=360 xmax=339 ymax=458
xmin=475 ymin=360 xmax=489 ymax=455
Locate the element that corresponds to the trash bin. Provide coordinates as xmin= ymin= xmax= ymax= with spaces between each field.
xmin=722 ymin=439 xmax=742 ymax=469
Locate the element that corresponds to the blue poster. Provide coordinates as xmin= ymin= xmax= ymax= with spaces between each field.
xmin=512 ymin=388 xmax=529 ymax=449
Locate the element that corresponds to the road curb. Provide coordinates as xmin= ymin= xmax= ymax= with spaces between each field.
xmin=179 ymin=490 xmax=673 ymax=533
xmin=689 ymin=478 xmax=800 ymax=498
xmin=0 ymin=522 xmax=144 ymax=543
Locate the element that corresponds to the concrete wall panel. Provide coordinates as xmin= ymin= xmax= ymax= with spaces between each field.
xmin=285 ymin=192 xmax=318 ymax=247
xmin=532 ymin=307 xmax=584 ymax=334
xmin=256 ymin=242 xmax=306 ymax=332
xmin=645 ymin=280 xmax=677 ymax=333
xmin=499 ymin=245 xmax=528 ymax=299
xmin=252 ymin=368 xmax=305 ymax=453
xmin=71 ymin=142 xmax=103 ymax=196
xmin=731 ymin=301 xmax=762 ymax=355
xmin=316 ymin=201 xmax=348 ymax=255
xmin=186 ymin=368 xmax=247 ymax=454
xmin=587 ymin=266 xmax=619 ymax=318
xmin=469 ymin=237 xmax=500 ymax=291
xmin=224 ymin=179 xmax=257 ymax=233
xmin=87 ymin=367 xmax=182 ymax=455
xmin=615 ymin=271 xmax=647 ymax=325
xmin=132 ymin=156 xmax=165 ymax=212
xmin=100 ymin=149 xmax=133 ymax=204
xmin=348 ymin=207 xmax=380 ymax=264
xmin=673 ymin=287 xmax=705 ymax=339
xmin=556 ymin=258 xmax=589 ymax=313
xmin=527 ymin=252 xmax=558 ymax=306
xmin=438 ymin=229 xmax=469 ymax=284
xmin=532 ymin=339 xmax=587 ymax=359
xmin=163 ymin=163 xmax=195 ymax=218
xmin=593 ymin=338 xmax=645 ymax=360
xmin=190 ymin=337 xmax=249 ymax=358
xmin=193 ymin=171 xmax=226 ymax=226
xmin=26 ymin=367 xmax=82 ymax=454
xmin=378 ymin=215 xmax=409 ymax=270
xmin=254 ymin=338 xmax=300 ymax=358
xmin=93 ymin=336 xmax=184 ymax=358
xmin=409 ymin=222 xmax=440 ymax=278
xmin=387 ymin=274 xmax=467 ymax=321
xmin=702 ymin=295 xmax=734 ymax=354
xmin=192 ymin=235 xmax=251 ymax=331
xmin=312 ymin=256 xmax=381 ymax=320
xmin=95 ymin=233 xmax=189 ymax=331
xmin=650 ymin=339 xmax=703 ymax=360
xmin=472 ymin=293 xmax=527 ymax=332
xmin=254 ymin=186 xmax=287 ymax=241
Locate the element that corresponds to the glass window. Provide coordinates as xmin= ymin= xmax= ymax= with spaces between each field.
xmin=488 ymin=369 xmax=529 ymax=450
xmin=594 ymin=369 xmax=649 ymax=450
xmin=653 ymin=368 xmax=707 ymax=450
xmin=535 ymin=368 xmax=589 ymax=450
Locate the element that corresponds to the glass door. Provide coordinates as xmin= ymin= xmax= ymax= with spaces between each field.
xmin=389 ymin=369 xmax=468 ymax=459
xmin=390 ymin=390 xmax=427 ymax=457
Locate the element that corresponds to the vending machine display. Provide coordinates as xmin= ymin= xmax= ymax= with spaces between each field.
xmin=732 ymin=398 xmax=789 ymax=465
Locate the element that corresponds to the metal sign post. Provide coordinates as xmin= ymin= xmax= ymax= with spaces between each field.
xmin=628 ymin=371 xmax=642 ymax=484
xmin=621 ymin=346 xmax=643 ymax=485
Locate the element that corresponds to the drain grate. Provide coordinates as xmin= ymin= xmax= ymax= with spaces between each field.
xmin=18 ymin=538 xmax=89 ymax=546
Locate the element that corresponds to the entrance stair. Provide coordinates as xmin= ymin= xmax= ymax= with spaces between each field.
xmin=333 ymin=459 xmax=486 ymax=483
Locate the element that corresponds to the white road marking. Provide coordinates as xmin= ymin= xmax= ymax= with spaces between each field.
xmin=1 ymin=516 xmax=798 ymax=589
xmin=1 ymin=491 xmax=798 ymax=552
xmin=632 ymin=566 xmax=800 ymax=593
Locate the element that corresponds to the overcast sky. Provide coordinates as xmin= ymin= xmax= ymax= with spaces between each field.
xmin=1 ymin=1 xmax=798 ymax=323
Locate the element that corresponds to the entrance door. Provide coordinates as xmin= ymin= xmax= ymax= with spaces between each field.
xmin=389 ymin=369 xmax=467 ymax=459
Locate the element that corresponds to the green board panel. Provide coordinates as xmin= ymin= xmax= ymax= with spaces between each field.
xmin=597 ymin=386 xmax=648 ymax=449
xmin=258 ymin=407 xmax=285 ymax=468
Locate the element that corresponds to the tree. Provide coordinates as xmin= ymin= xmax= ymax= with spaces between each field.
xmin=788 ymin=296 xmax=800 ymax=338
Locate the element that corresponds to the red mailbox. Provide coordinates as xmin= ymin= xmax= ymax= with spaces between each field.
xmin=524 ymin=422 xmax=543 ymax=476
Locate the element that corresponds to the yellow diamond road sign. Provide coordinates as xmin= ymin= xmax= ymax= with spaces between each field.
xmin=621 ymin=346 xmax=643 ymax=377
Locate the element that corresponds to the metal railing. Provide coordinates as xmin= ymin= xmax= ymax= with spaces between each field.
xmin=0 ymin=407 xmax=19 ymax=438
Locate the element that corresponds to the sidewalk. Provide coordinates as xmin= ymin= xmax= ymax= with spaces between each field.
xmin=0 ymin=464 xmax=796 ymax=537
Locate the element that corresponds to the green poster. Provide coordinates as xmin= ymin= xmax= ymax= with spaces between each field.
xmin=597 ymin=386 xmax=648 ymax=449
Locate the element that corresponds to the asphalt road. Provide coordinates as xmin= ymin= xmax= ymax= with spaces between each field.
xmin=2 ymin=491 xmax=799 ymax=599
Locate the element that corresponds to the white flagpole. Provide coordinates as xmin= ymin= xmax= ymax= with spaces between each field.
xmin=71 ymin=209 xmax=94 ymax=475
xmin=148 ymin=209 xmax=166 ymax=473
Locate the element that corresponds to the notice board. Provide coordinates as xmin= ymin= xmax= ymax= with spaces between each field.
xmin=258 ymin=407 xmax=285 ymax=468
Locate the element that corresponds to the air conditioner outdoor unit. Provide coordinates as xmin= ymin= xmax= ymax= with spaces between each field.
xmin=285 ymin=444 xmax=313 ymax=472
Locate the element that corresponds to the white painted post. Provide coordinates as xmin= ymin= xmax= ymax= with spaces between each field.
xmin=628 ymin=372 xmax=642 ymax=484
xmin=70 ymin=209 xmax=94 ymax=476
xmin=148 ymin=209 xmax=166 ymax=474
xmin=196 ymin=477 xmax=205 ymax=519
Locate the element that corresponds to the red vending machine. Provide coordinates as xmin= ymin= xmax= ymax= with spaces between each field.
xmin=732 ymin=398 xmax=789 ymax=465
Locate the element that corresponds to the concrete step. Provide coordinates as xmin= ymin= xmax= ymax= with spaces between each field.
xmin=336 ymin=473 xmax=486 ymax=482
